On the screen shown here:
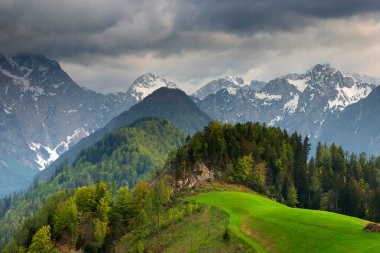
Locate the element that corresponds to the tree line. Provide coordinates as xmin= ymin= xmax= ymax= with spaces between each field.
xmin=169 ymin=121 xmax=380 ymax=221
xmin=3 ymin=179 xmax=199 ymax=253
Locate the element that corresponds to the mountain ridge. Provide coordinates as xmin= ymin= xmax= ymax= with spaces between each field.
xmin=38 ymin=87 xmax=211 ymax=181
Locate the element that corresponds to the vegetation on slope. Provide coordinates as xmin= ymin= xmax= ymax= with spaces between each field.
xmin=192 ymin=191 xmax=380 ymax=253
xmin=168 ymin=121 xmax=380 ymax=221
xmin=0 ymin=117 xmax=186 ymax=250
xmin=114 ymin=204 xmax=252 ymax=253
xmin=2 ymin=179 xmax=187 ymax=252
xmin=3 ymin=120 xmax=380 ymax=252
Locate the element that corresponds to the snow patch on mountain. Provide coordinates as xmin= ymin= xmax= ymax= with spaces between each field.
xmin=255 ymin=92 xmax=282 ymax=100
xmin=328 ymin=83 xmax=372 ymax=111
xmin=3 ymin=108 xmax=11 ymax=114
xmin=28 ymin=128 xmax=89 ymax=170
xmin=268 ymin=115 xmax=283 ymax=126
xmin=226 ymin=87 xmax=238 ymax=95
xmin=283 ymin=94 xmax=299 ymax=114
xmin=224 ymin=76 xmax=245 ymax=86
xmin=0 ymin=69 xmax=30 ymax=88
xmin=287 ymin=78 xmax=309 ymax=92
xmin=0 ymin=68 xmax=46 ymax=98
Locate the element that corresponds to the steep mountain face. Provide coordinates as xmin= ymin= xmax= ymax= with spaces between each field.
xmin=320 ymin=86 xmax=380 ymax=154
xmin=196 ymin=64 xmax=374 ymax=141
xmin=0 ymin=55 xmax=177 ymax=196
xmin=39 ymin=87 xmax=211 ymax=180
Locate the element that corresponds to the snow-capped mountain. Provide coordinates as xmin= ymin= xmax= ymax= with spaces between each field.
xmin=126 ymin=73 xmax=177 ymax=102
xmin=196 ymin=64 xmax=374 ymax=142
xmin=192 ymin=76 xmax=248 ymax=100
xmin=320 ymin=85 xmax=380 ymax=154
xmin=0 ymin=56 xmax=175 ymax=196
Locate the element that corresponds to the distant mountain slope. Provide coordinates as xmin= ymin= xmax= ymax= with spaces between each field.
xmin=39 ymin=87 xmax=211 ymax=180
xmin=320 ymin=86 xmax=380 ymax=154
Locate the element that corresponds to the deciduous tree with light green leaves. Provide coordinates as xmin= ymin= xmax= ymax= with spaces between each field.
xmin=28 ymin=225 xmax=54 ymax=253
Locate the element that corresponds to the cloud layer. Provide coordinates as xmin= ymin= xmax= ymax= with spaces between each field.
xmin=1 ymin=0 xmax=380 ymax=93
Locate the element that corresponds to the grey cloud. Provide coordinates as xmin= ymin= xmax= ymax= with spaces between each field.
xmin=1 ymin=0 xmax=380 ymax=94
xmin=175 ymin=0 xmax=380 ymax=34
xmin=1 ymin=0 xmax=380 ymax=58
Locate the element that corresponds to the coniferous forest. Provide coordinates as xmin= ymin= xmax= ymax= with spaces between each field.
xmin=170 ymin=121 xmax=380 ymax=220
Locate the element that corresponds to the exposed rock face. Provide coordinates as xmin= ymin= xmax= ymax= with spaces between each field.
xmin=177 ymin=163 xmax=215 ymax=190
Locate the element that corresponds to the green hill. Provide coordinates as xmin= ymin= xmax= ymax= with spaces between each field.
xmin=191 ymin=191 xmax=380 ymax=253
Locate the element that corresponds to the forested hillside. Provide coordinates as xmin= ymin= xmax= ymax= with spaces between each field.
xmin=0 ymin=117 xmax=186 ymax=250
xmin=3 ymin=120 xmax=380 ymax=252
xmin=168 ymin=121 xmax=380 ymax=221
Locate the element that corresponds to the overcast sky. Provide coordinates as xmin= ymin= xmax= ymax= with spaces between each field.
xmin=1 ymin=0 xmax=380 ymax=93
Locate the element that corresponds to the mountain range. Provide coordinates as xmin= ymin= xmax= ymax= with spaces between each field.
xmin=1 ymin=54 xmax=380 ymax=197
xmin=0 ymin=55 xmax=177 ymax=195
xmin=194 ymin=64 xmax=377 ymax=150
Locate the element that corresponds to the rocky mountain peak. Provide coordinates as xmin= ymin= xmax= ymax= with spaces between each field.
xmin=0 ymin=54 xmax=75 ymax=96
xmin=307 ymin=63 xmax=344 ymax=87
xmin=127 ymin=73 xmax=178 ymax=101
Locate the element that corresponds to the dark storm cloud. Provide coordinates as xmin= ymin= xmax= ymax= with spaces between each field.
xmin=175 ymin=0 xmax=380 ymax=34
xmin=1 ymin=0 xmax=380 ymax=58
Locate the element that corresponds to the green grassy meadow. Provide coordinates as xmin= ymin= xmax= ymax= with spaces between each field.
xmin=191 ymin=191 xmax=380 ymax=253
xmin=115 ymin=205 xmax=252 ymax=253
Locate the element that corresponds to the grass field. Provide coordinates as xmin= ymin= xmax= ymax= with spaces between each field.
xmin=191 ymin=191 xmax=380 ymax=253
xmin=115 ymin=205 xmax=252 ymax=253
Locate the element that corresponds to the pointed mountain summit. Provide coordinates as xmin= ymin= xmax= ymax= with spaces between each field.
xmin=126 ymin=73 xmax=178 ymax=102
